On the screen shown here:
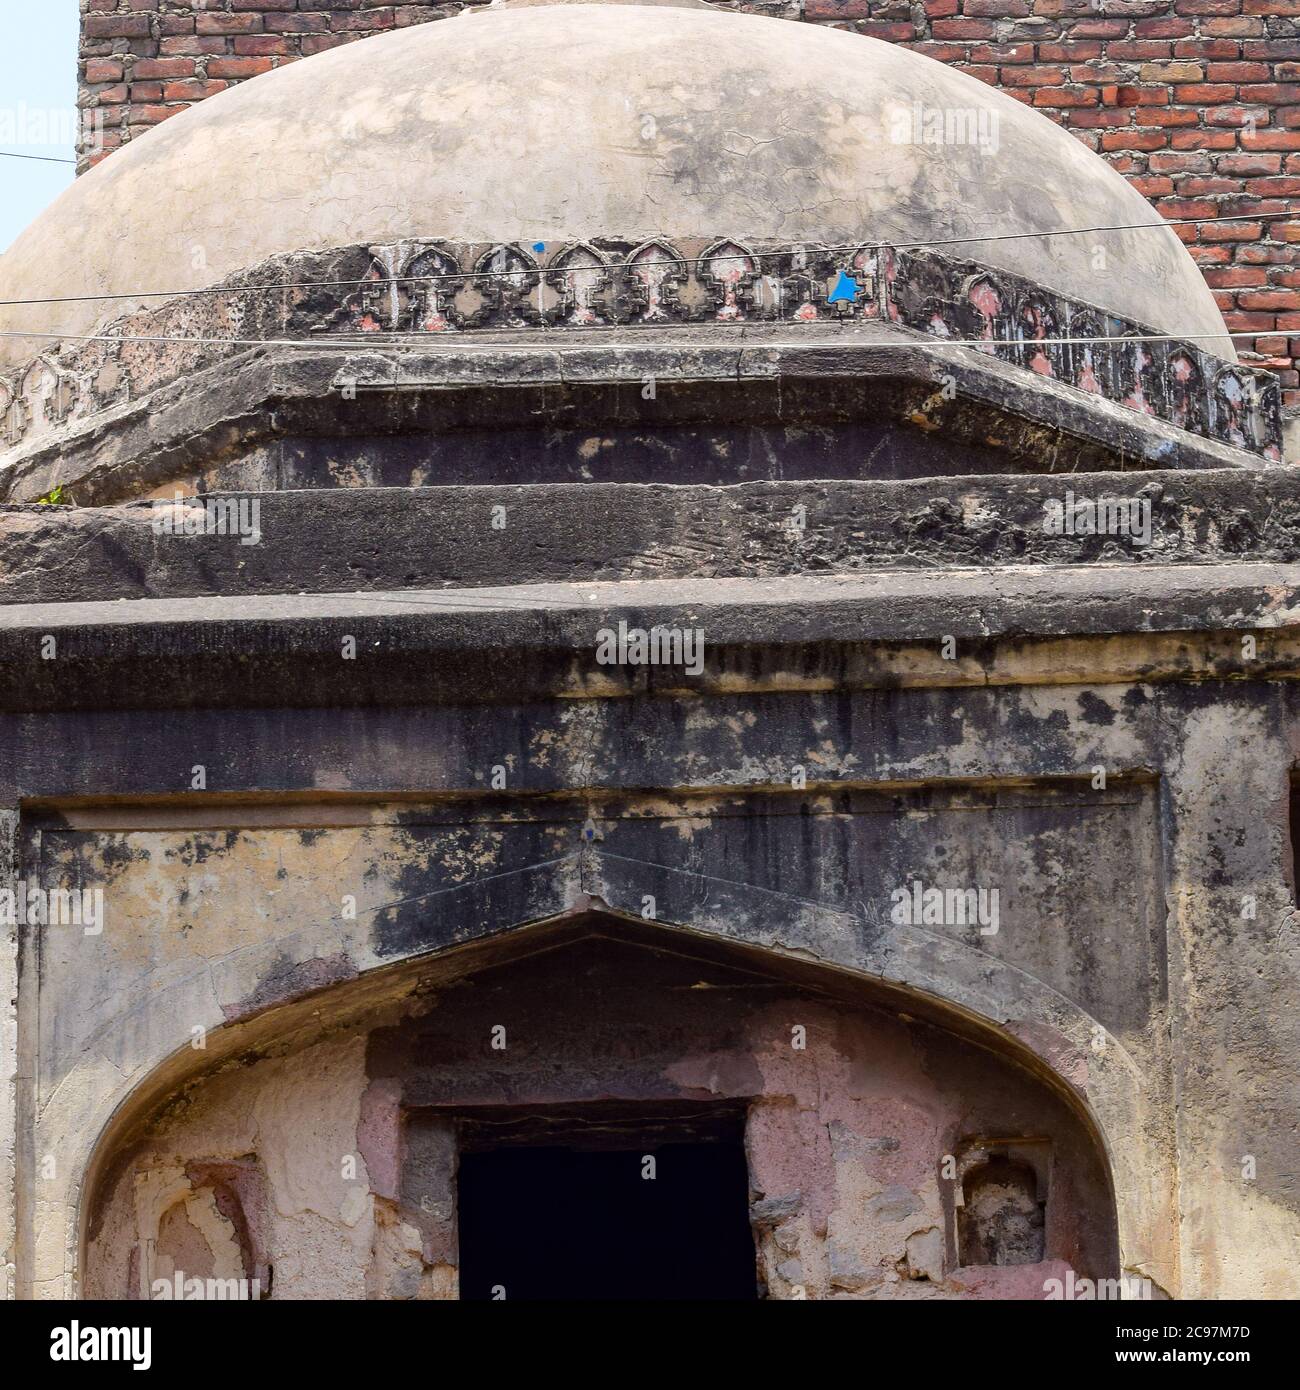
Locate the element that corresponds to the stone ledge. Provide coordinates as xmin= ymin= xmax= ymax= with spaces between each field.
xmin=0 ymin=327 xmax=1272 ymax=506
xmin=1 ymin=563 xmax=1297 ymax=711
xmin=3 ymin=470 xmax=1300 ymax=606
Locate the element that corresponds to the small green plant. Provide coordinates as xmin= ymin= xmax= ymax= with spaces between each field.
xmin=35 ymin=485 xmax=66 ymax=506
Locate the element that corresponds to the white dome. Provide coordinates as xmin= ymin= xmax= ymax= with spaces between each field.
xmin=0 ymin=2 xmax=1228 ymax=365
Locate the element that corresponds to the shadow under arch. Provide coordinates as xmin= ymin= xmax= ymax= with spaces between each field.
xmin=74 ymin=858 xmax=1142 ymax=1293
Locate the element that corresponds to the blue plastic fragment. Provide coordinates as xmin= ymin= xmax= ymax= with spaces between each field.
xmin=827 ymin=270 xmax=861 ymax=306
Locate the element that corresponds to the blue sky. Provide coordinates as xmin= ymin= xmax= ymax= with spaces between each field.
xmin=0 ymin=0 xmax=78 ymax=251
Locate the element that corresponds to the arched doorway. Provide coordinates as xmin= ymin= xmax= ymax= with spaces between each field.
xmin=81 ymin=913 xmax=1119 ymax=1300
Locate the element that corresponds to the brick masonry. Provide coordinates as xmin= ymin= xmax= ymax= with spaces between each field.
xmin=77 ymin=0 xmax=1300 ymax=402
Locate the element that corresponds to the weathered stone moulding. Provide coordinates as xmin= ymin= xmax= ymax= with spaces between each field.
xmin=0 ymin=237 xmax=1282 ymax=465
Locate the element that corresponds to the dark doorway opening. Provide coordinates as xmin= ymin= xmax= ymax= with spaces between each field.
xmin=455 ymin=1102 xmax=758 ymax=1301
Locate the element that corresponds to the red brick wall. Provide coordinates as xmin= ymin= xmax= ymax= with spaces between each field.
xmin=78 ymin=0 xmax=1300 ymax=400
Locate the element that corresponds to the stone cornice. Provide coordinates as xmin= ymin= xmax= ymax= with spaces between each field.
xmin=1 ymin=564 xmax=1298 ymax=712
xmin=0 ymin=238 xmax=1282 ymax=480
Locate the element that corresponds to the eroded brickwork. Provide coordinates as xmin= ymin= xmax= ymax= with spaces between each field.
xmin=76 ymin=0 xmax=1300 ymax=400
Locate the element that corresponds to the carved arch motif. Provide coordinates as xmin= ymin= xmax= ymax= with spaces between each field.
xmin=545 ymin=242 xmax=609 ymax=327
xmin=464 ymin=244 xmax=541 ymax=329
xmin=1211 ymin=365 xmax=1264 ymax=451
xmin=701 ymin=240 xmax=758 ymax=322
xmin=624 ymin=240 xmax=685 ymax=324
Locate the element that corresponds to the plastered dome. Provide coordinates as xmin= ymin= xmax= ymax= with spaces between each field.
xmin=0 ymin=0 xmax=1229 ymax=365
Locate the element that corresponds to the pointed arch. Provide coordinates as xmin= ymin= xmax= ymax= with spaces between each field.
xmin=68 ymin=846 xmax=1151 ymax=1295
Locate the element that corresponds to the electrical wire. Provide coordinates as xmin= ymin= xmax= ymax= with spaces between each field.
xmin=0 ymin=150 xmax=76 ymax=165
xmin=0 ymin=325 xmax=1259 ymax=351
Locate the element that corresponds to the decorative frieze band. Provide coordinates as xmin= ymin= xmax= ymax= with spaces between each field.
xmin=0 ymin=236 xmax=1282 ymax=460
